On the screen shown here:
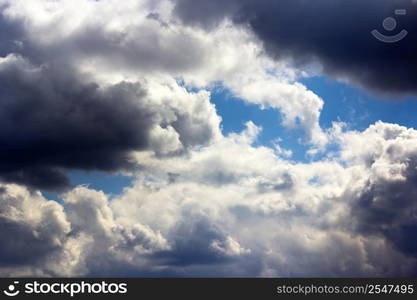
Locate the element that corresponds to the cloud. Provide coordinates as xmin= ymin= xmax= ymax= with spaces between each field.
xmin=335 ymin=122 xmax=417 ymax=257
xmin=110 ymin=122 xmax=417 ymax=276
xmin=1 ymin=0 xmax=324 ymax=190
xmin=2 ymin=121 xmax=416 ymax=277
xmin=0 ymin=54 xmax=145 ymax=189
xmin=1 ymin=0 xmax=328 ymax=149
xmin=0 ymin=53 xmax=220 ymax=190
xmin=102 ymin=122 xmax=417 ymax=276
xmin=0 ymin=1 xmax=226 ymax=190
xmin=0 ymin=0 xmax=416 ymax=278
xmin=174 ymin=0 xmax=417 ymax=97
xmin=0 ymin=183 xmax=71 ymax=273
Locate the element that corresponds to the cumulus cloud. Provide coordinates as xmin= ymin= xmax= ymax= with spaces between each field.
xmin=0 ymin=0 xmax=328 ymax=190
xmin=0 ymin=51 xmax=220 ymax=190
xmin=115 ymin=122 xmax=417 ymax=276
xmin=0 ymin=184 xmax=70 ymax=266
xmin=3 ymin=121 xmax=417 ymax=277
xmin=335 ymin=122 xmax=417 ymax=257
xmin=3 ymin=0 xmax=328 ymax=147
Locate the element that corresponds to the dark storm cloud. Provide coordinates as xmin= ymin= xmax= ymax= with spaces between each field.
xmin=174 ymin=0 xmax=417 ymax=96
xmin=0 ymin=56 xmax=153 ymax=190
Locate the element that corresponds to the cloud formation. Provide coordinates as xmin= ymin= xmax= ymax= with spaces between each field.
xmin=0 ymin=0 xmax=228 ymax=190
xmin=175 ymin=0 xmax=417 ymax=96
xmin=0 ymin=53 xmax=221 ymax=190
xmin=0 ymin=0 xmax=327 ymax=189
xmin=0 ymin=0 xmax=416 ymax=278
xmin=2 ymin=121 xmax=417 ymax=277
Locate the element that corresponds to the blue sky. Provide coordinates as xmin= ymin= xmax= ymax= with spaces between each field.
xmin=303 ymin=77 xmax=417 ymax=131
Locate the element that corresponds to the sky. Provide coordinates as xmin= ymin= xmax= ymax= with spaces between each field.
xmin=1 ymin=0 xmax=417 ymax=277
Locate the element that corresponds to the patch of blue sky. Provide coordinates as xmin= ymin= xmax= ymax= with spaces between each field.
xmin=301 ymin=76 xmax=417 ymax=132
xmin=67 ymin=171 xmax=134 ymax=196
xmin=211 ymin=77 xmax=417 ymax=162
xmin=210 ymin=87 xmax=311 ymax=162
xmin=43 ymin=171 xmax=134 ymax=202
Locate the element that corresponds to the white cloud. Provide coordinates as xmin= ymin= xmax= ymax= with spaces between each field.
xmin=2 ymin=121 xmax=415 ymax=276
xmin=2 ymin=0 xmax=327 ymax=147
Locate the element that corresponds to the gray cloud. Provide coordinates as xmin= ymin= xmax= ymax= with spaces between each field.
xmin=0 ymin=55 xmax=219 ymax=190
xmin=174 ymin=0 xmax=417 ymax=96
xmin=0 ymin=55 xmax=153 ymax=190
xmin=0 ymin=3 xmax=221 ymax=191
xmin=156 ymin=214 xmax=249 ymax=267
xmin=2 ymin=120 xmax=417 ymax=277
xmin=349 ymin=154 xmax=417 ymax=258
xmin=0 ymin=184 xmax=70 ymax=268
xmin=332 ymin=122 xmax=417 ymax=274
